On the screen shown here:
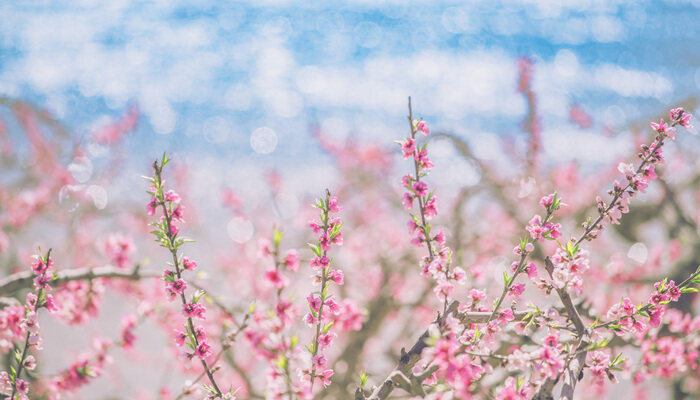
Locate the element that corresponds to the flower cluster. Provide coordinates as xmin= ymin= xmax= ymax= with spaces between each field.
xmin=633 ymin=309 xmax=700 ymax=384
xmin=546 ymin=245 xmax=590 ymax=295
xmin=148 ymin=154 xmax=225 ymax=398
xmin=422 ymin=331 xmax=487 ymax=399
xmin=1 ymin=249 xmax=57 ymax=400
xmin=103 ymin=233 xmax=135 ymax=269
xmin=48 ymin=338 xmax=114 ymax=397
xmin=304 ymin=190 xmax=344 ymax=391
xmin=525 ymin=214 xmax=561 ymax=242
xmin=604 ymin=268 xmax=700 ymax=335
xmin=505 ymin=334 xmax=566 ymax=385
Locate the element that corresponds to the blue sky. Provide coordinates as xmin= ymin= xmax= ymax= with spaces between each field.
xmin=1 ymin=1 xmax=699 ymax=168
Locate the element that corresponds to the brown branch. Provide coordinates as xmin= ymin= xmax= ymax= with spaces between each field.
xmin=363 ymin=301 xmax=458 ymax=400
xmin=359 ymin=302 xmax=531 ymax=400
xmin=0 ymin=265 xmax=159 ymax=296
xmin=535 ymin=257 xmax=588 ymax=400
xmin=0 ymin=264 xmax=247 ymax=331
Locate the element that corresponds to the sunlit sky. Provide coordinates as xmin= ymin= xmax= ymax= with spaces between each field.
xmin=1 ymin=1 xmax=699 ymax=168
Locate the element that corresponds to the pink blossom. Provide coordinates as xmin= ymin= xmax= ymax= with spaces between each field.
xmin=588 ymin=350 xmax=610 ymax=385
xmin=423 ymin=197 xmax=438 ymax=218
xmin=33 ymin=273 xmax=52 ymax=290
xmin=284 ymin=250 xmax=299 ymax=271
xmin=401 ymin=174 xmax=413 ymax=188
xmin=104 ymin=233 xmax=135 ymax=269
xmin=312 ymin=355 xmax=327 ymax=368
xmin=331 ymin=299 xmax=365 ymax=331
xmin=433 ymin=279 xmax=454 ymax=301
xmin=415 ymin=120 xmax=429 ymax=136
xmin=171 ymin=204 xmax=185 ymax=223
xmin=539 ymin=193 xmax=555 ymax=208
xmin=523 ymin=262 xmax=537 ymax=279
xmin=195 ymin=341 xmax=212 ymax=359
xmin=31 ymin=257 xmax=51 ymax=275
xmin=666 ymin=280 xmax=681 ymax=302
xmin=402 ymin=192 xmax=414 ymax=210
xmin=23 ymin=355 xmax=36 ymax=371
xmin=400 ymin=138 xmax=416 ymax=159
xmin=650 ymin=118 xmax=669 ymax=135
xmin=167 ymin=279 xmax=187 ymax=296
xmin=146 ymin=197 xmax=158 ymax=216
xmin=258 ymin=238 xmax=272 ymax=258
xmin=494 ymin=376 xmax=531 ymax=400
xmin=318 ymin=369 xmax=334 ymax=387
xmin=324 ymin=297 xmax=340 ymax=315
xmin=498 ymin=309 xmax=515 ymax=325
xmin=412 ymin=181 xmax=428 ymax=197
xmin=328 ymin=196 xmax=342 ymax=212
xmin=163 ymin=190 xmax=180 ymax=204
xmin=649 ymin=307 xmax=664 ymax=328
xmin=16 ymin=378 xmax=30 ymax=396
xmin=181 ymin=256 xmax=197 ymax=271
xmin=310 ymin=256 xmax=330 ymax=270
xmin=174 ymin=330 xmax=187 ymax=347
xmin=670 ymin=107 xmax=693 ymax=130
xmin=452 ymin=266 xmax=467 ymax=283
xmin=617 ymin=162 xmax=635 ymax=178
xmin=317 ymin=333 xmax=336 ymax=351
xmin=469 ymin=289 xmax=486 ymax=303
xmin=182 ymin=302 xmax=206 ymax=320
xmin=307 ymin=294 xmax=322 ymax=312
xmin=265 ymin=269 xmax=286 ymax=289
xmin=303 ymin=312 xmax=318 ymax=326
xmin=308 ymin=221 xmax=322 ymax=234
xmin=120 ymin=314 xmax=138 ymax=349
xmin=508 ymin=283 xmax=525 ymax=301
xmin=327 ymin=269 xmax=344 ymax=285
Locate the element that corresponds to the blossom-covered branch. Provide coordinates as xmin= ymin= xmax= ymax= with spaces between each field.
xmin=148 ymin=154 xmax=234 ymax=399
xmin=1 ymin=249 xmax=58 ymax=400
xmin=304 ymin=190 xmax=344 ymax=394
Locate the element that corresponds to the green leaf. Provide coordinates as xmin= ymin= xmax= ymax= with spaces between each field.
xmin=360 ymin=371 xmax=368 ymax=388
xmin=273 ymin=228 xmax=283 ymax=246
xmin=322 ymin=321 xmax=334 ymax=334
xmin=201 ymin=384 xmax=216 ymax=394
xmin=503 ymin=272 xmax=511 ymax=286
xmin=307 ymin=243 xmax=321 ymax=257
xmin=681 ymin=287 xmax=699 ymax=293
xmin=191 ymin=290 xmax=205 ymax=303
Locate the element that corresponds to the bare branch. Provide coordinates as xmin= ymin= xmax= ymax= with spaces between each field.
xmin=0 ymin=265 xmax=159 ymax=296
